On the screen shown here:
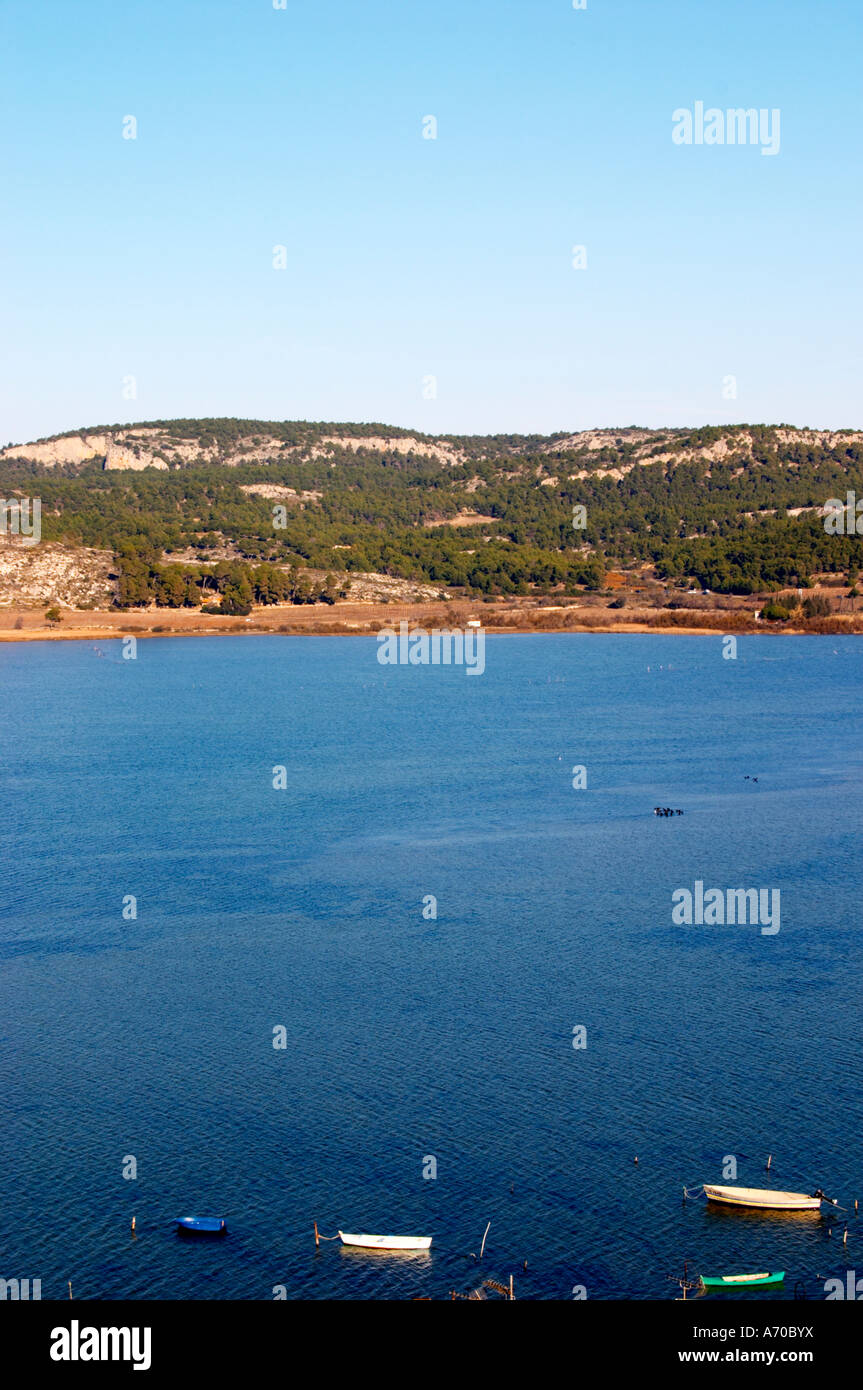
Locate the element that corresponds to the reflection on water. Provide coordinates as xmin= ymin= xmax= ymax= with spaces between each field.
xmin=338 ymin=1248 xmax=433 ymax=1264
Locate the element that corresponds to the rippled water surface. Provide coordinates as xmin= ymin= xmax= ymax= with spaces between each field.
xmin=1 ymin=634 xmax=861 ymax=1299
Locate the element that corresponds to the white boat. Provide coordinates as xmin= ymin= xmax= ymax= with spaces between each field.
xmin=703 ymin=1184 xmax=823 ymax=1211
xmin=338 ymin=1231 xmax=432 ymax=1251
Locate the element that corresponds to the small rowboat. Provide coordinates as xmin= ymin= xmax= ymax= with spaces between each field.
xmin=700 ymin=1271 xmax=785 ymax=1288
xmin=175 ymin=1217 xmax=226 ymax=1235
xmin=338 ymin=1231 xmax=432 ymax=1251
xmin=703 ymin=1184 xmax=823 ymax=1211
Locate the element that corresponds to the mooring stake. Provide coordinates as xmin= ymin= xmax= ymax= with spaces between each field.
xmin=479 ymin=1221 xmax=491 ymax=1261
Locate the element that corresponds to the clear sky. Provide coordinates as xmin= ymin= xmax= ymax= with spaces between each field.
xmin=1 ymin=0 xmax=860 ymax=443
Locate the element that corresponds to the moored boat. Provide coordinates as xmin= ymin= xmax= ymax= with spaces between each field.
xmin=175 ymin=1216 xmax=227 ymax=1235
xmin=700 ymin=1271 xmax=785 ymax=1288
xmin=338 ymin=1231 xmax=432 ymax=1251
xmin=703 ymin=1184 xmax=823 ymax=1211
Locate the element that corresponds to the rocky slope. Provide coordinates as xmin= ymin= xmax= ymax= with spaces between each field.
xmin=0 ymin=426 xmax=465 ymax=471
xmin=0 ymin=540 xmax=114 ymax=608
xmin=4 ymin=420 xmax=862 ymax=476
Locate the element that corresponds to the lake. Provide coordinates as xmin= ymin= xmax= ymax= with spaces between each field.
xmin=1 ymin=633 xmax=861 ymax=1300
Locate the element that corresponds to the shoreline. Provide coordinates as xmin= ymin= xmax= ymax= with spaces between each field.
xmin=1 ymin=625 xmax=771 ymax=641
xmin=0 ymin=600 xmax=850 ymax=643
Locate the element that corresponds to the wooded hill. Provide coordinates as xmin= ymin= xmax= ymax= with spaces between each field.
xmin=2 ymin=420 xmax=861 ymax=606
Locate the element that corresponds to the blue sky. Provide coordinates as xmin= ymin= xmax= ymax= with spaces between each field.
xmin=1 ymin=0 xmax=860 ymax=442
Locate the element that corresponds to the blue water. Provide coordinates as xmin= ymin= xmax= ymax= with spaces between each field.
xmin=1 ymin=634 xmax=861 ymax=1300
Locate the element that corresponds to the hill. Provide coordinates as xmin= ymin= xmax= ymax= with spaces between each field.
xmin=1 ymin=419 xmax=862 ymax=612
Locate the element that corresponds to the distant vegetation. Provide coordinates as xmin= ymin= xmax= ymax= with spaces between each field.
xmin=2 ymin=418 xmax=861 ymax=608
xmin=114 ymin=539 xmax=345 ymax=614
xmin=761 ymin=601 xmax=792 ymax=621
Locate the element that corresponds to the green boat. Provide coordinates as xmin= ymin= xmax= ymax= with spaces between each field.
xmin=699 ymin=1271 xmax=785 ymax=1289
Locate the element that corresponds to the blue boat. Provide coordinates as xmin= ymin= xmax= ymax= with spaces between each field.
xmin=175 ymin=1217 xmax=226 ymax=1236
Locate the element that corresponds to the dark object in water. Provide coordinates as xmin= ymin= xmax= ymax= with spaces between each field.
xmin=175 ymin=1217 xmax=226 ymax=1236
xmin=654 ymin=807 xmax=684 ymax=816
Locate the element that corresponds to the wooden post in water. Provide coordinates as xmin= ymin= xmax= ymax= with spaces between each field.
xmin=509 ymin=1273 xmax=514 ymax=1301
xmin=67 ymin=1281 xmax=73 ymax=1300
xmin=766 ymin=1154 xmax=772 ymax=1171
xmin=314 ymin=1222 xmax=320 ymax=1249
xmin=131 ymin=1216 xmax=136 ymax=1234
xmin=479 ymin=1221 xmax=491 ymax=1261
xmin=844 ymin=1227 xmax=848 ymax=1246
